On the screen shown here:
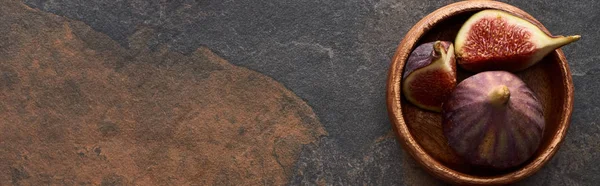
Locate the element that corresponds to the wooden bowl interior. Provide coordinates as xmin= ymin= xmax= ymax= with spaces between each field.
xmin=399 ymin=10 xmax=570 ymax=177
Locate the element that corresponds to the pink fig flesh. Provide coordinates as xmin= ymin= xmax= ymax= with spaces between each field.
xmin=442 ymin=71 xmax=545 ymax=170
xmin=402 ymin=41 xmax=456 ymax=112
xmin=455 ymin=10 xmax=580 ymax=72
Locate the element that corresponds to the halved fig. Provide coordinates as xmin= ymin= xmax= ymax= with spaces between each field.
xmin=403 ymin=41 xmax=456 ymax=112
xmin=455 ymin=9 xmax=580 ymax=72
xmin=442 ymin=71 xmax=545 ymax=170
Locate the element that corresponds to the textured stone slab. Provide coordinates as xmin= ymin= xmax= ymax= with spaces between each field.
xmin=0 ymin=1 xmax=325 ymax=185
xmin=9 ymin=0 xmax=600 ymax=185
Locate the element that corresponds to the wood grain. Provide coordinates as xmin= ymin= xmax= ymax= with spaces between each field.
xmin=386 ymin=1 xmax=574 ymax=185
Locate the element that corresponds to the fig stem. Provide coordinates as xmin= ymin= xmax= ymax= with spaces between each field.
xmin=488 ymin=85 xmax=510 ymax=106
xmin=548 ymin=35 xmax=581 ymax=49
xmin=432 ymin=41 xmax=443 ymax=56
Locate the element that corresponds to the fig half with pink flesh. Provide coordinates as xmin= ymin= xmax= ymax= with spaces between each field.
xmin=442 ymin=71 xmax=545 ymax=170
xmin=455 ymin=9 xmax=580 ymax=72
xmin=403 ymin=41 xmax=456 ymax=112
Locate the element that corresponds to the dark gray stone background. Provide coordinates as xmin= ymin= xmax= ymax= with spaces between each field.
xmin=22 ymin=0 xmax=599 ymax=185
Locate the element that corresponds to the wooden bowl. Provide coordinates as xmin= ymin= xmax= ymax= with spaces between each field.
xmin=386 ymin=1 xmax=574 ymax=185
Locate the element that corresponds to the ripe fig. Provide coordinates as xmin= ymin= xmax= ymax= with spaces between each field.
xmin=442 ymin=71 xmax=544 ymax=170
xmin=455 ymin=9 xmax=581 ymax=72
xmin=403 ymin=41 xmax=457 ymax=112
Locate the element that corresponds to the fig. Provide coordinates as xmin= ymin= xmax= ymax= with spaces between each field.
xmin=442 ymin=71 xmax=544 ymax=169
xmin=455 ymin=9 xmax=581 ymax=72
xmin=402 ymin=41 xmax=457 ymax=112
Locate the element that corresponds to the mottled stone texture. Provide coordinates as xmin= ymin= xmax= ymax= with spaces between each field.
xmin=5 ymin=0 xmax=600 ymax=185
xmin=0 ymin=1 xmax=325 ymax=185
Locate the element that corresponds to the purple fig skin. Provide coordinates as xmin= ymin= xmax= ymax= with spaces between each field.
xmin=442 ymin=71 xmax=545 ymax=170
xmin=403 ymin=41 xmax=453 ymax=79
xmin=402 ymin=41 xmax=456 ymax=112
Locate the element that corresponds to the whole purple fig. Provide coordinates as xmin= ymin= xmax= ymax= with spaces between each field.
xmin=442 ymin=71 xmax=545 ymax=170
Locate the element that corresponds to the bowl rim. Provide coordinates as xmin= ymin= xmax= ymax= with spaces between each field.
xmin=385 ymin=1 xmax=574 ymax=185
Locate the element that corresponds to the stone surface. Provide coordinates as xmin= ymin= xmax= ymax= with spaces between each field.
xmin=4 ymin=0 xmax=599 ymax=185
xmin=0 ymin=1 xmax=325 ymax=185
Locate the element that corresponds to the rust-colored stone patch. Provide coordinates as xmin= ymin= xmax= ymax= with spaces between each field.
xmin=0 ymin=1 xmax=326 ymax=185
